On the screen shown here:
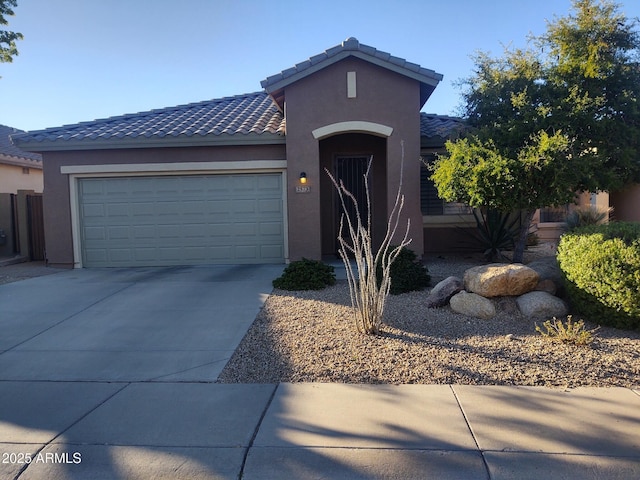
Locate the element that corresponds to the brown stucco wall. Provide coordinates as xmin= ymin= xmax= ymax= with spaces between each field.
xmin=283 ymin=57 xmax=423 ymax=260
xmin=41 ymin=144 xmax=286 ymax=268
xmin=610 ymin=183 xmax=640 ymax=222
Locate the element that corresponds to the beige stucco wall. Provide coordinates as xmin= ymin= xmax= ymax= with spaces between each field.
xmin=40 ymin=144 xmax=286 ymax=268
xmin=0 ymin=163 xmax=43 ymax=193
xmin=282 ymin=57 xmax=424 ymax=260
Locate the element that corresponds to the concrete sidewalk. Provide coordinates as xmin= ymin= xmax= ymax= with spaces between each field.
xmin=0 ymin=383 xmax=638 ymax=479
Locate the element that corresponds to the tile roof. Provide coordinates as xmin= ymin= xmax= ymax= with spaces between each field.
xmin=0 ymin=124 xmax=43 ymax=166
xmin=12 ymin=92 xmax=286 ymax=151
xmin=420 ymin=113 xmax=466 ymax=140
xmin=11 ymin=93 xmax=462 ymax=153
xmin=262 ymin=37 xmax=442 ymax=90
xmin=261 ymin=37 xmax=443 ymax=109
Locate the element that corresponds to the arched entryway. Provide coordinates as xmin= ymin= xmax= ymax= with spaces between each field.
xmin=319 ymin=133 xmax=387 ymax=257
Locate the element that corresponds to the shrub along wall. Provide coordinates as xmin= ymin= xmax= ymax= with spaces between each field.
xmin=557 ymin=222 xmax=640 ymax=330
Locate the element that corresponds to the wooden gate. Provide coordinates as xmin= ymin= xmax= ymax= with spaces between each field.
xmin=26 ymin=194 xmax=45 ymax=261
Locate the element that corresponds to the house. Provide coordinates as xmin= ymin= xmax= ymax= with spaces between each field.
xmin=0 ymin=125 xmax=44 ymax=261
xmin=13 ymin=38 xmax=473 ymax=268
xmin=0 ymin=124 xmax=43 ymax=194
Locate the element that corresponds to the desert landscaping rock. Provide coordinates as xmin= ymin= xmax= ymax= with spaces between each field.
xmin=527 ymin=257 xmax=564 ymax=284
xmin=516 ymin=291 xmax=569 ymax=319
xmin=425 ymin=276 xmax=464 ymax=308
xmin=464 ymin=263 xmax=539 ymax=298
xmin=534 ymin=278 xmax=557 ymax=295
xmin=218 ymin=277 xmax=640 ymax=387
xmin=450 ymin=291 xmax=497 ymax=319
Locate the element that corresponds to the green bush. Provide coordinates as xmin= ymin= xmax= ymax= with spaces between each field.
xmin=376 ymin=247 xmax=431 ymax=295
xmin=564 ymin=205 xmax=613 ymax=232
xmin=272 ymin=258 xmax=336 ymax=291
xmin=535 ymin=315 xmax=599 ymax=346
xmin=557 ymin=222 xmax=640 ymax=330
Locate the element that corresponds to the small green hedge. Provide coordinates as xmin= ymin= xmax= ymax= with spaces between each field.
xmin=376 ymin=246 xmax=431 ymax=295
xmin=557 ymin=222 xmax=640 ymax=330
xmin=272 ymin=258 xmax=336 ymax=291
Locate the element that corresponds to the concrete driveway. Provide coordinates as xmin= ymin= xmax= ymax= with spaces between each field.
xmin=0 ymin=264 xmax=283 ymax=382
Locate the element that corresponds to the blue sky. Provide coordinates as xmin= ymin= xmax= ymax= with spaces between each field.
xmin=2 ymin=0 xmax=640 ymax=132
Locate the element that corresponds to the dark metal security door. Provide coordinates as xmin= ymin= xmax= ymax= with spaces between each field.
xmin=334 ymin=156 xmax=371 ymax=253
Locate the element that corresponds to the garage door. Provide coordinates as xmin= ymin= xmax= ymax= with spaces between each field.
xmin=78 ymin=173 xmax=285 ymax=267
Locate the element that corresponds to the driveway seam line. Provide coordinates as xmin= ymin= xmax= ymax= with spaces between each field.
xmin=2 ymin=283 xmax=136 ymax=354
xmin=450 ymin=385 xmax=492 ymax=480
xmin=15 ymin=382 xmax=131 ymax=480
xmin=238 ymin=383 xmax=279 ymax=479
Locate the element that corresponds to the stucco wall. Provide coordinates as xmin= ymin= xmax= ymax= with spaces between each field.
xmin=0 ymin=164 xmax=43 ymax=193
xmin=40 ymin=144 xmax=286 ymax=268
xmin=283 ymin=57 xmax=423 ymax=260
xmin=610 ymin=184 xmax=640 ymax=222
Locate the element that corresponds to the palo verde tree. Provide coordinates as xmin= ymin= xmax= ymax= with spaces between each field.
xmin=431 ymin=0 xmax=640 ymax=263
xmin=0 ymin=0 xmax=22 ymax=67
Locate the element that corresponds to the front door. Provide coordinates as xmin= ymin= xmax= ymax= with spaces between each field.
xmin=334 ymin=155 xmax=371 ymax=253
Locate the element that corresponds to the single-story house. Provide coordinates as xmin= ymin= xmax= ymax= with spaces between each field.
xmin=0 ymin=124 xmax=43 ymax=194
xmin=14 ymin=37 xmax=630 ymax=269
xmin=12 ymin=38 xmax=471 ymax=268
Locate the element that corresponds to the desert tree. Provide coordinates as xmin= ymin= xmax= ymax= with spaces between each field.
xmin=0 ymin=0 xmax=22 ymax=66
xmin=431 ymin=0 xmax=640 ymax=263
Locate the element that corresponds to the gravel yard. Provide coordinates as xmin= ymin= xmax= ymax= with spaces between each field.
xmin=0 ymin=261 xmax=64 ymax=285
xmin=218 ymin=251 xmax=640 ymax=388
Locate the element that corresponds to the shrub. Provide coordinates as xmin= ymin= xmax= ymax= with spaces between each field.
xmin=564 ymin=205 xmax=613 ymax=232
xmin=376 ymin=246 xmax=430 ymax=295
xmin=272 ymin=258 xmax=336 ymax=291
xmin=470 ymin=208 xmax=521 ymax=261
xmin=557 ymin=222 xmax=640 ymax=330
xmin=535 ymin=315 xmax=599 ymax=346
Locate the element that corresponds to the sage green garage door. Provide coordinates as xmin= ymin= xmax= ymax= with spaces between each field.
xmin=78 ymin=174 xmax=285 ymax=267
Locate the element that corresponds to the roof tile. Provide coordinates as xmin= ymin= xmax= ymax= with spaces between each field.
xmin=0 ymin=124 xmax=43 ymax=164
xmin=13 ymin=92 xmax=286 ymax=148
xmin=420 ymin=113 xmax=465 ymax=139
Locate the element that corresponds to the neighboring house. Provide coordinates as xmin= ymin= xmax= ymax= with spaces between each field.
xmin=0 ymin=124 xmax=43 ymax=193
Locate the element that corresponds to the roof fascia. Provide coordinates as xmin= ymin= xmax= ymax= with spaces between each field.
xmin=263 ymin=51 xmax=442 ymax=95
xmin=0 ymin=153 xmax=43 ymax=168
xmin=13 ymin=133 xmax=286 ymax=153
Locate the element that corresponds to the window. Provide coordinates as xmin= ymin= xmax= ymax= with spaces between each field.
xmin=22 ymin=167 xmax=30 ymax=174
xmin=540 ymin=205 xmax=568 ymax=222
xmin=420 ymin=159 xmax=471 ymax=216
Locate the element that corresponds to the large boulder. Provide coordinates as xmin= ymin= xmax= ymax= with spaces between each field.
xmin=516 ymin=291 xmax=569 ymax=319
xmin=426 ymin=276 xmax=464 ymax=308
xmin=450 ymin=291 xmax=496 ymax=319
xmin=527 ymin=257 xmax=563 ymax=284
xmin=464 ymin=263 xmax=539 ymax=298
xmin=534 ymin=279 xmax=557 ymax=296
xmin=528 ymin=256 xmax=564 ymax=297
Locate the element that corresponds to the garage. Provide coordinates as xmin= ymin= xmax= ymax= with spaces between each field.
xmin=77 ymin=173 xmax=285 ymax=267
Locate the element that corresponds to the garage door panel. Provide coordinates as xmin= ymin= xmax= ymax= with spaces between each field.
xmin=79 ymin=173 xmax=284 ymax=267
xmin=84 ymin=226 xmax=106 ymax=240
xmin=108 ymin=203 xmax=135 ymax=217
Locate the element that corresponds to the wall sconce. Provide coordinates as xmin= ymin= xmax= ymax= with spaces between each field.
xmin=299 ymin=172 xmax=307 ymax=184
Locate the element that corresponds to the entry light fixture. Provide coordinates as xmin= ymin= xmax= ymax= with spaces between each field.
xmin=299 ymin=172 xmax=307 ymax=184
